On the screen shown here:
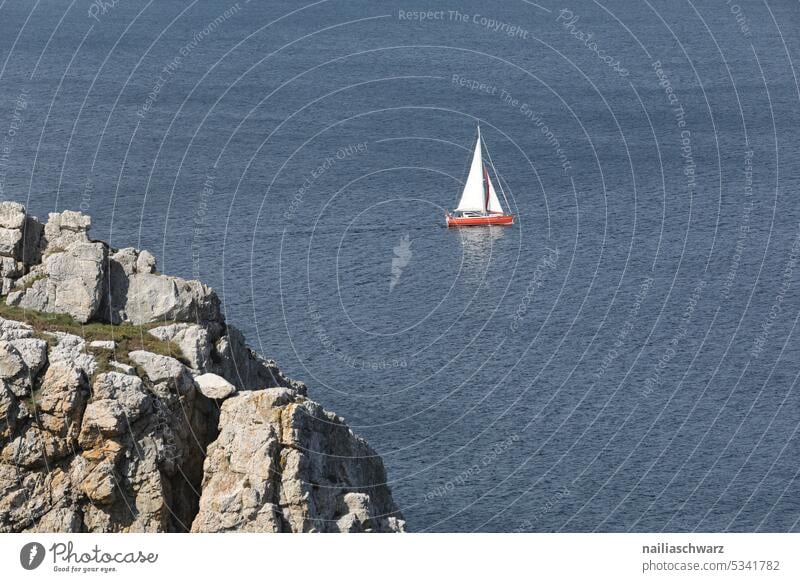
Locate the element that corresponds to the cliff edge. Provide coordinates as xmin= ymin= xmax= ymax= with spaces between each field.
xmin=0 ymin=201 xmax=405 ymax=533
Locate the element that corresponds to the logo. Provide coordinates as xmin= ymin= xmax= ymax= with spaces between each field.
xmin=20 ymin=542 xmax=45 ymax=570
xmin=389 ymin=234 xmax=413 ymax=292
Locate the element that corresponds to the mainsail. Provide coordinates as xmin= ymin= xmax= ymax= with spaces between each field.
xmin=455 ymin=127 xmax=506 ymax=214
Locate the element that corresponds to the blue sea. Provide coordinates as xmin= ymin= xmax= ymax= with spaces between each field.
xmin=1 ymin=0 xmax=800 ymax=531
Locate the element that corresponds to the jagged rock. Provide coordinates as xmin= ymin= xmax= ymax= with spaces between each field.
xmin=0 ymin=203 xmax=41 ymax=287
xmin=0 ymin=317 xmax=34 ymax=340
xmin=1 ymin=427 xmax=68 ymax=468
xmin=36 ymin=362 xmax=87 ymax=448
xmin=0 ymin=228 xmax=21 ymax=257
xmin=0 ymin=341 xmax=25 ymax=380
xmin=0 ymin=461 xmax=74 ymax=532
xmin=136 ymin=250 xmax=156 ymax=274
xmin=7 ymin=242 xmax=106 ymax=323
xmin=118 ymin=273 xmax=221 ymax=326
xmin=110 ymin=247 xmax=138 ymax=276
xmin=42 ymin=210 xmax=90 ymax=255
xmin=194 ymin=373 xmax=236 ymax=400
xmin=148 ymin=323 xmax=210 ymax=369
xmin=79 ymin=401 xmax=127 ymax=448
xmin=0 ymin=256 xmax=22 ymax=279
xmin=46 ymin=331 xmax=97 ymax=378
xmin=80 ymin=459 xmax=117 ymax=504
xmin=191 ymin=389 xmax=405 ymax=533
xmin=0 ymin=341 xmax=29 ymax=397
xmin=128 ymin=350 xmax=192 ymax=391
xmin=6 ymin=338 xmax=46 ymax=378
xmin=92 ymin=372 xmax=151 ymax=421
xmin=0 ymin=202 xmax=25 ymax=230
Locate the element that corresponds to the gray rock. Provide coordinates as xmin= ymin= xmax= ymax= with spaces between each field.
xmin=0 ymin=227 xmax=21 ymax=257
xmin=194 ymin=373 xmax=236 ymax=400
xmin=42 ymin=211 xmax=91 ymax=255
xmin=0 ymin=342 xmax=25 ymax=379
xmin=119 ymin=273 xmax=221 ymax=326
xmin=7 ymin=338 xmax=47 ymax=378
xmin=148 ymin=323 xmax=210 ymax=369
xmin=0 ymin=202 xmax=25 ymax=230
xmin=7 ymin=242 xmax=106 ymax=323
xmin=91 ymin=372 xmax=150 ymax=421
xmin=128 ymin=350 xmax=194 ymax=397
xmin=0 ymin=317 xmax=34 ymax=340
xmin=0 ymin=256 xmax=22 ymax=279
xmin=78 ymin=400 xmax=127 ymax=448
xmin=35 ymin=362 xmax=87 ymax=456
xmin=1 ymin=428 xmax=52 ymax=468
xmin=0 ymin=341 xmax=28 ymax=396
xmin=110 ymin=247 xmax=138 ymax=276
xmin=46 ymin=331 xmax=97 ymax=378
xmin=88 ymin=340 xmax=115 ymax=350
xmin=191 ymin=389 xmax=405 ymax=533
xmin=129 ymin=350 xmax=187 ymax=384
xmin=136 ymin=250 xmax=156 ymax=274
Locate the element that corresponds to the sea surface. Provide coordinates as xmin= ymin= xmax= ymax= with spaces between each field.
xmin=1 ymin=0 xmax=800 ymax=531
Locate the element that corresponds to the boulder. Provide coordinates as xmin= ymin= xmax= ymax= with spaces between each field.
xmin=0 ymin=341 xmax=25 ymax=380
xmin=120 ymin=273 xmax=221 ymax=326
xmin=0 ymin=202 xmax=25 ymax=230
xmin=128 ymin=350 xmax=195 ymax=398
xmin=0 ymin=341 xmax=29 ymax=397
xmin=148 ymin=323 xmax=210 ymax=369
xmin=194 ymin=373 xmax=236 ymax=400
xmin=136 ymin=250 xmax=156 ymax=274
xmin=79 ymin=400 xmax=127 ymax=447
xmin=0 ymin=203 xmax=42 ymax=286
xmin=0 ymin=228 xmax=21 ymax=257
xmin=42 ymin=210 xmax=90 ymax=255
xmin=7 ymin=242 xmax=106 ymax=323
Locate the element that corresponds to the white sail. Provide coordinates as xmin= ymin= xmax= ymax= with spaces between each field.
xmin=455 ymin=129 xmax=488 ymax=212
xmin=485 ymin=171 xmax=504 ymax=214
xmin=455 ymin=127 xmax=506 ymax=214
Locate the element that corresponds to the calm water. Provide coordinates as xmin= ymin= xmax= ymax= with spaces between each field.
xmin=2 ymin=0 xmax=800 ymax=531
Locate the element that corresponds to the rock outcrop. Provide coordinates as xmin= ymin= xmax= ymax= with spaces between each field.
xmin=191 ymin=389 xmax=403 ymax=533
xmin=0 ymin=201 xmax=404 ymax=533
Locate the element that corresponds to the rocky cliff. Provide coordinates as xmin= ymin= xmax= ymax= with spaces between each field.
xmin=0 ymin=201 xmax=404 ymax=533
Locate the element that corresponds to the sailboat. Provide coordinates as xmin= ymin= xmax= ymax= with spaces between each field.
xmin=446 ymin=126 xmax=514 ymax=227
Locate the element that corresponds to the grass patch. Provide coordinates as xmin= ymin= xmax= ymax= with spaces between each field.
xmin=0 ymin=302 xmax=190 ymax=381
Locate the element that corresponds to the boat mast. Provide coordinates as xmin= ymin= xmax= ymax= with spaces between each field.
xmin=478 ymin=125 xmax=490 ymax=213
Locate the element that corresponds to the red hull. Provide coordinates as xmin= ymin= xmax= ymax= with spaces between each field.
xmin=446 ymin=213 xmax=514 ymax=227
